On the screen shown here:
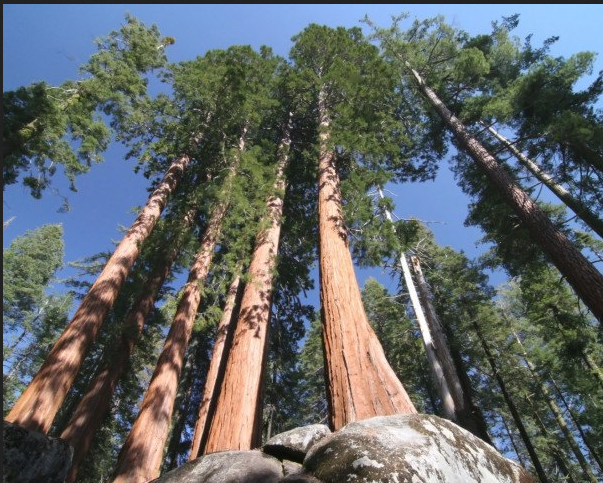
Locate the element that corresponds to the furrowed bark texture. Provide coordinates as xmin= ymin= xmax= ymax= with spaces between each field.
xmin=111 ymin=131 xmax=245 ymax=483
xmin=61 ymin=210 xmax=195 ymax=483
xmin=317 ymin=90 xmax=416 ymax=431
xmin=203 ymin=122 xmax=291 ymax=453
xmin=6 ymin=155 xmax=190 ymax=433
xmin=188 ymin=274 xmax=241 ymax=459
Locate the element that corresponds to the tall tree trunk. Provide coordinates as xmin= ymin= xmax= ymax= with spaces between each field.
xmin=444 ymin=321 xmax=494 ymax=446
xmin=111 ymin=131 xmax=245 ymax=483
xmin=60 ymin=210 xmax=194 ymax=483
xmin=409 ymin=66 xmax=603 ymax=323
xmin=500 ymin=413 xmax=527 ymax=468
xmin=188 ymin=274 xmax=242 ymax=459
xmin=548 ymin=376 xmax=603 ymax=472
xmin=513 ymin=332 xmax=598 ymax=483
xmin=421 ymin=370 xmax=440 ymax=415
xmin=583 ymin=351 xmax=603 ymax=390
xmin=6 ymin=155 xmax=190 ymax=433
xmin=376 ymin=188 xmax=455 ymax=420
xmin=401 ymin=252 xmax=456 ymax=418
xmin=528 ymin=396 xmax=577 ymax=483
xmin=203 ymin=120 xmax=292 ymax=453
xmin=317 ymin=88 xmax=415 ymax=431
xmin=472 ymin=322 xmax=549 ymax=483
xmin=163 ymin=337 xmax=201 ymax=472
xmin=410 ymin=254 xmax=493 ymax=444
xmin=482 ymin=123 xmax=603 ymax=239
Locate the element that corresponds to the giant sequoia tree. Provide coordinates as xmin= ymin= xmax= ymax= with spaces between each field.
xmin=4 ymin=12 xmax=602 ymax=483
xmin=111 ymin=45 xmax=283 ymax=482
xmin=202 ymin=115 xmax=292 ymax=453
xmin=290 ymin=25 xmax=417 ymax=430
xmin=59 ymin=208 xmax=195 ymax=483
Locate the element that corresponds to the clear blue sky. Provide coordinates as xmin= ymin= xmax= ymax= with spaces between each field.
xmin=3 ymin=5 xmax=602 ymax=300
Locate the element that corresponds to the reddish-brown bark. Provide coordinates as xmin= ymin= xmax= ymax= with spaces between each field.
xmin=6 ymin=156 xmax=190 ymax=433
xmin=317 ymin=90 xmax=416 ymax=431
xmin=60 ymin=211 xmax=195 ymax=483
xmin=110 ymin=204 xmax=226 ymax=483
xmin=410 ymin=67 xmax=603 ymax=323
xmin=188 ymin=274 xmax=241 ymax=459
xmin=203 ymin=124 xmax=291 ymax=453
xmin=110 ymin=133 xmax=245 ymax=483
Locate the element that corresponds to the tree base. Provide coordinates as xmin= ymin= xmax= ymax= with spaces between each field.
xmin=3 ymin=421 xmax=73 ymax=483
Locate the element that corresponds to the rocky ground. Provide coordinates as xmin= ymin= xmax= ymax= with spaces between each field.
xmin=4 ymin=414 xmax=535 ymax=483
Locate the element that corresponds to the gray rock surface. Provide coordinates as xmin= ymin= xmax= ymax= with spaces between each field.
xmin=282 ymin=459 xmax=303 ymax=476
xmin=151 ymin=450 xmax=283 ymax=483
xmin=280 ymin=474 xmax=324 ymax=482
xmin=263 ymin=424 xmax=331 ymax=462
xmin=3 ymin=421 xmax=73 ymax=483
xmin=304 ymin=414 xmax=534 ymax=483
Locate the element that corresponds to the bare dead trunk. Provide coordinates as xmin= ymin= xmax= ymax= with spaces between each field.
xmin=410 ymin=255 xmax=493 ymax=444
xmin=513 ymin=331 xmax=598 ymax=483
xmin=400 ymin=252 xmax=456 ymax=418
xmin=317 ymin=89 xmax=415 ymax=431
xmin=3 ymin=216 xmax=16 ymax=230
xmin=111 ymin=132 xmax=245 ymax=483
xmin=483 ymin=123 xmax=603 ymax=239
xmin=473 ymin=322 xmax=549 ymax=483
xmin=203 ymin=120 xmax=292 ymax=453
xmin=188 ymin=274 xmax=241 ymax=459
xmin=376 ymin=189 xmax=455 ymax=419
xmin=6 ymin=328 xmax=28 ymax=355
xmin=60 ymin=211 xmax=194 ymax=483
xmin=410 ymin=66 xmax=603 ymax=323
xmin=6 ymin=155 xmax=190 ymax=433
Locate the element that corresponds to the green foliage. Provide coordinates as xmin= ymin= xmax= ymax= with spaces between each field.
xmin=296 ymin=314 xmax=328 ymax=425
xmin=3 ymin=224 xmax=64 ymax=329
xmin=3 ymin=224 xmax=72 ymax=414
xmin=291 ymin=24 xmax=416 ymax=181
xmin=3 ymin=293 xmax=72 ymax=415
xmin=362 ymin=278 xmax=434 ymax=412
xmin=407 ymin=227 xmax=602 ymax=479
xmin=4 ymin=13 xmax=602 ymax=481
xmin=2 ymin=15 xmax=171 ymax=198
